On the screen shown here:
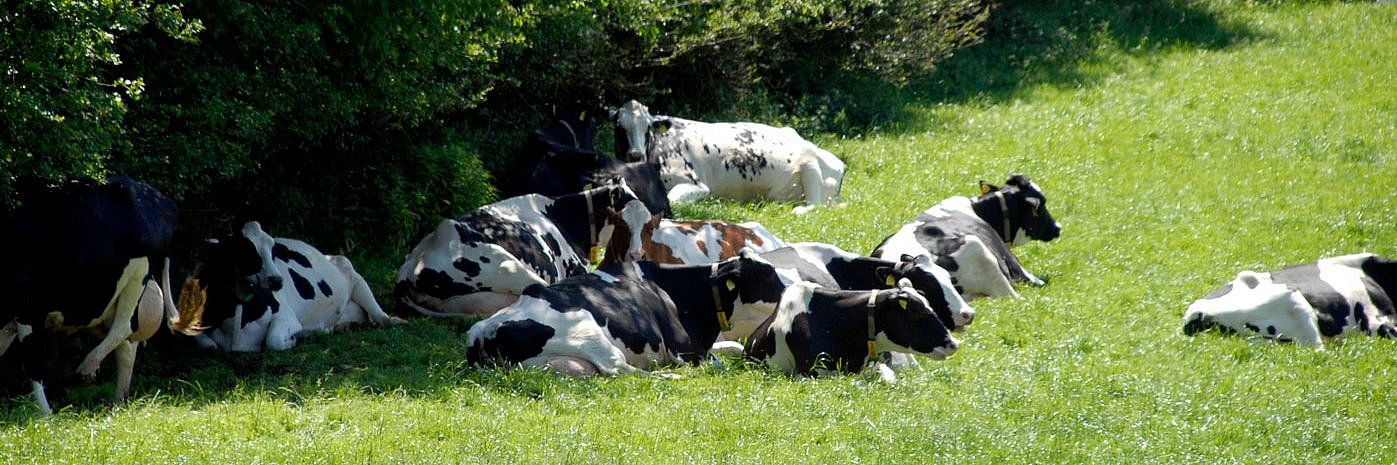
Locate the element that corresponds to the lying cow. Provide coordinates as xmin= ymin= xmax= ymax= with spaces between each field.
xmin=466 ymin=249 xmax=785 ymax=376
xmin=395 ymin=184 xmax=652 ymax=318
xmin=600 ymin=216 xmax=787 ymax=267
xmin=171 ymin=221 xmax=404 ymax=352
xmin=1183 ymin=253 xmax=1397 ymax=346
xmin=1 ymin=176 xmax=178 ymax=416
xmin=760 ymin=242 xmax=974 ymax=334
xmin=610 ymin=100 xmax=845 ymax=214
xmin=524 ymin=104 xmax=672 ymax=217
xmin=745 ymin=280 xmax=959 ymax=382
xmin=872 ymin=174 xmax=1061 ymax=299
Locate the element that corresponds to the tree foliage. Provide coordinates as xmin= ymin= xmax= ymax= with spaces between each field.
xmin=2 ymin=0 xmax=989 ymax=265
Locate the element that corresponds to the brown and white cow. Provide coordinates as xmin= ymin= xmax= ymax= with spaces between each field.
xmin=600 ymin=216 xmax=787 ymax=267
xmin=610 ymin=100 xmax=845 ymax=214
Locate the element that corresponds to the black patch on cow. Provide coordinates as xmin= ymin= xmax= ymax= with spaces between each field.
xmin=722 ymin=148 xmax=771 ymax=181
xmin=1244 ymin=323 xmax=1261 ymax=334
xmin=289 ymin=269 xmax=316 ymax=300
xmin=1270 ymin=262 xmax=1351 ymax=338
xmin=403 ymin=268 xmax=484 ymax=300
xmin=468 ymin=319 xmax=556 ymax=366
xmin=456 ymin=214 xmax=567 ymax=284
xmin=453 ymin=257 xmax=483 ymax=278
xmin=317 ymin=280 xmax=334 ymax=298
xmin=272 ymin=243 xmax=312 ymax=268
xmin=524 ymin=273 xmax=674 ymax=358
xmin=241 ymin=292 xmax=280 ymax=326
xmin=1266 ymin=325 xmax=1277 ymax=335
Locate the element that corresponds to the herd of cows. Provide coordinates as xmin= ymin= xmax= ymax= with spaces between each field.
xmin=2 ymin=100 xmax=1394 ymax=417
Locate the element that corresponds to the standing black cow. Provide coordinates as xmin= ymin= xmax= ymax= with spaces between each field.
xmin=1 ymin=176 xmax=178 ymax=416
xmin=522 ymin=104 xmax=672 ymax=217
xmin=872 ymin=174 xmax=1061 ymax=299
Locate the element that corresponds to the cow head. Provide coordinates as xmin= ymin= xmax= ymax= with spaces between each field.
xmin=875 ymin=279 xmax=959 ymax=361
xmin=171 ymin=221 xmax=284 ymax=335
xmin=532 ymin=102 xmax=602 ymax=153
xmin=1182 ymin=271 xmax=1322 ymax=345
xmin=975 ymin=174 xmax=1061 ymax=247
xmin=877 ymin=254 xmax=975 ymax=331
xmin=712 ymin=248 xmax=787 ymax=309
xmin=609 ymin=100 xmax=672 ymax=162
xmin=597 ymin=203 xmax=654 ymax=266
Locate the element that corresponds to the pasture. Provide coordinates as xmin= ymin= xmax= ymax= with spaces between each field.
xmin=4 ymin=2 xmax=1396 ymax=463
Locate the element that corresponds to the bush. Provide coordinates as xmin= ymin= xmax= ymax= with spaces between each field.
xmin=3 ymin=0 xmax=990 ymax=269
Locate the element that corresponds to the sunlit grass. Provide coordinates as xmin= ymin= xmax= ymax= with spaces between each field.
xmin=4 ymin=2 xmax=1396 ymax=464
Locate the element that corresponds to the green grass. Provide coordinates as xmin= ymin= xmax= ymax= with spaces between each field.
xmin=4 ymin=1 xmax=1397 ymax=463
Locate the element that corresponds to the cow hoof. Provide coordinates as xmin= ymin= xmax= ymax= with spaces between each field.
xmin=385 ymin=316 xmax=408 ymax=326
xmin=76 ymin=360 xmax=101 ymax=380
xmin=792 ymin=205 xmax=816 ymax=215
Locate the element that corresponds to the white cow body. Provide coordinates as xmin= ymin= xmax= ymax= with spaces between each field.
xmin=611 ymin=100 xmax=845 ymax=213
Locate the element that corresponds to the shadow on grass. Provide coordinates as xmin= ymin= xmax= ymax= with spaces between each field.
xmin=0 ymin=317 xmax=488 ymax=422
xmin=780 ymin=0 xmax=1260 ymax=136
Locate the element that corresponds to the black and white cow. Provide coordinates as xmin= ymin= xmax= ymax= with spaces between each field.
xmin=395 ymin=184 xmax=652 ymax=318
xmin=1 ymin=176 xmax=178 ymax=416
xmin=1183 ymin=253 xmax=1397 ymax=346
xmin=745 ymin=280 xmax=959 ymax=382
xmin=760 ymin=242 xmax=974 ymax=333
xmin=465 ymin=249 xmax=785 ymax=376
xmin=610 ymin=100 xmax=845 ymax=214
xmin=171 ymin=221 xmax=404 ymax=352
xmin=523 ymin=104 xmax=672 ymax=217
xmin=872 ymin=174 xmax=1061 ymax=299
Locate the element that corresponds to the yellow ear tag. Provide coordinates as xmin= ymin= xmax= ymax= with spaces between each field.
xmin=725 ymin=280 xmax=736 ymax=291
xmin=885 ymin=275 xmax=895 ymax=286
xmin=979 ymin=182 xmax=992 ymax=196
xmin=716 ymin=312 xmax=733 ymax=331
xmin=578 ymin=111 xmax=587 ymax=121
xmin=899 ymin=300 xmax=908 ymax=310
xmin=590 ymin=246 xmax=605 ymax=264
xmin=867 ymin=341 xmax=879 ymax=359
xmin=583 ymin=183 xmax=593 ymax=190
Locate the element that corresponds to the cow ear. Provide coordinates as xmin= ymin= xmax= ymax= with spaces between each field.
xmin=1007 ymin=174 xmax=1030 ymax=187
xmin=651 ymin=119 xmax=672 ymax=134
xmin=875 ymin=266 xmax=895 ymax=287
xmin=606 ymin=106 xmax=618 ymax=121
xmin=979 ymin=181 xmax=997 ymax=196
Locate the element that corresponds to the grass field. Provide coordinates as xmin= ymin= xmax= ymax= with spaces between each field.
xmin=4 ymin=1 xmax=1396 ymax=463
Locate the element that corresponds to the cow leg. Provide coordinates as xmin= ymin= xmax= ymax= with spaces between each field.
xmin=406 ymin=291 xmax=522 ymax=318
xmin=264 ymin=312 xmax=305 ymax=351
xmin=793 ymin=158 xmax=826 ymax=215
xmin=31 ymin=380 xmax=53 ymax=417
xmin=666 ymin=182 xmax=711 ymax=204
xmin=331 ymin=255 xmax=406 ymax=326
xmin=951 ymin=238 xmax=1020 ymax=299
xmin=77 ymin=257 xmax=150 ymax=380
xmin=525 ymin=356 xmax=602 ymax=377
xmin=112 ymin=339 xmax=137 ymax=401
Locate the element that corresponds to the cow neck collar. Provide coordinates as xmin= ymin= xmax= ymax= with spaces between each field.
xmin=974 ymin=190 xmax=1015 ymax=246
xmin=710 ymin=262 xmax=734 ymax=331
xmin=866 ymin=289 xmax=880 ymax=361
xmin=558 ymin=119 xmax=580 ymax=148
xmin=584 ymin=189 xmax=597 ymax=245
